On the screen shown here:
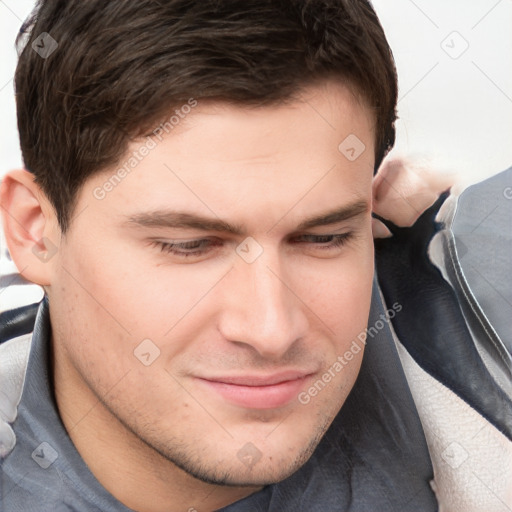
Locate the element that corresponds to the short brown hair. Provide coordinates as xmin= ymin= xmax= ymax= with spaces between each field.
xmin=15 ymin=0 xmax=398 ymax=232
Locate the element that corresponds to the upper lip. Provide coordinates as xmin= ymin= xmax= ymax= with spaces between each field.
xmin=199 ymin=371 xmax=314 ymax=387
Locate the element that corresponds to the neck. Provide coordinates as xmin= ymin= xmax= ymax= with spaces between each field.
xmin=52 ymin=345 xmax=260 ymax=512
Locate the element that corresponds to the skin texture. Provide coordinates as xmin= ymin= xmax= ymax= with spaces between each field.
xmin=2 ymin=82 xmax=377 ymax=511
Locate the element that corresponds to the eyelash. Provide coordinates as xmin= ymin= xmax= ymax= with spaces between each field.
xmin=293 ymin=233 xmax=352 ymax=248
xmin=153 ymin=238 xmax=218 ymax=257
xmin=152 ymin=233 xmax=353 ymax=258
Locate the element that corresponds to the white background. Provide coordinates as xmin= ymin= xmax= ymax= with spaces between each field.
xmin=1 ymin=0 xmax=511 ymax=185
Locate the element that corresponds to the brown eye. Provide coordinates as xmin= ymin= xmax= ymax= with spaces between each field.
xmin=153 ymin=238 xmax=220 ymax=257
xmin=292 ymin=233 xmax=352 ymax=248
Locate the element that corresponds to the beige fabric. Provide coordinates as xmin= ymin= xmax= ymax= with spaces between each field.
xmin=392 ymin=332 xmax=512 ymax=511
xmin=0 ymin=333 xmax=31 ymax=458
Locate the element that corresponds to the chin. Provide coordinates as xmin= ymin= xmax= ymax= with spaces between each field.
xmin=180 ymin=458 xmax=306 ymax=488
xmin=180 ymin=432 xmax=323 ymax=488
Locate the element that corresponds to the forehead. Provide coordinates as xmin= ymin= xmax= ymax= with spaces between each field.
xmin=77 ymin=82 xmax=375 ymax=233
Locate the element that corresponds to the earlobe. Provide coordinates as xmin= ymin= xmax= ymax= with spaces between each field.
xmin=0 ymin=169 xmax=59 ymax=286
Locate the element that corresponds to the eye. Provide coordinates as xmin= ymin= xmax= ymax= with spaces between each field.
xmin=151 ymin=238 xmax=220 ymax=258
xmin=291 ymin=233 xmax=353 ymax=251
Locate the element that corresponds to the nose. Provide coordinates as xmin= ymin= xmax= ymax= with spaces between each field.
xmin=217 ymin=250 xmax=309 ymax=360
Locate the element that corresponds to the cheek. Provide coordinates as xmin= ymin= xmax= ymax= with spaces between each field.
xmin=53 ymin=240 xmax=225 ymax=376
xmin=294 ymin=238 xmax=374 ymax=340
xmin=51 ymin=242 xmax=143 ymax=380
xmin=332 ymin=261 xmax=374 ymax=336
xmin=295 ymin=247 xmax=373 ymax=416
xmin=58 ymin=237 xmax=200 ymax=337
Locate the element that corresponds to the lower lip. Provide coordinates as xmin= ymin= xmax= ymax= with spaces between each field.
xmin=198 ymin=377 xmax=309 ymax=409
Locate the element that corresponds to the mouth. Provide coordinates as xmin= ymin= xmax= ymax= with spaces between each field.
xmin=196 ymin=371 xmax=315 ymax=409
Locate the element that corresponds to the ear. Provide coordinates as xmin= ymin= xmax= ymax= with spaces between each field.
xmin=0 ymin=169 xmax=60 ymax=286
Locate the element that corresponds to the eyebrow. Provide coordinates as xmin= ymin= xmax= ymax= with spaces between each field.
xmin=124 ymin=199 xmax=369 ymax=234
xmin=125 ymin=211 xmax=245 ymax=235
xmin=295 ymin=200 xmax=369 ymax=230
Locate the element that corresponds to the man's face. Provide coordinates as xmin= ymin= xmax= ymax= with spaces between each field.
xmin=48 ymin=82 xmax=375 ymax=486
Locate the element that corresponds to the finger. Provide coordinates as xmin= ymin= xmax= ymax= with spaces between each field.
xmin=372 ymin=217 xmax=393 ymax=239
xmin=373 ymin=157 xmax=455 ymax=227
